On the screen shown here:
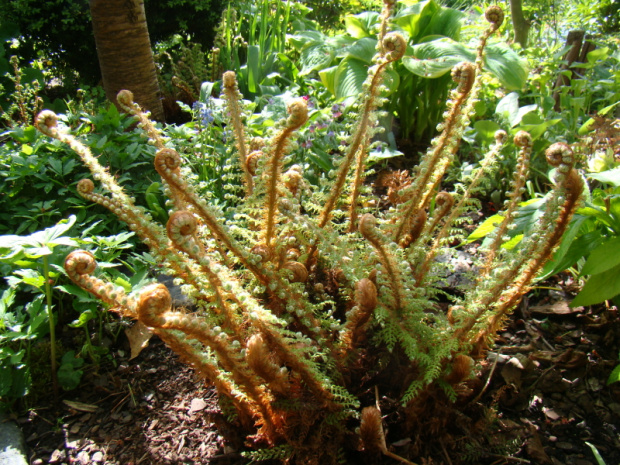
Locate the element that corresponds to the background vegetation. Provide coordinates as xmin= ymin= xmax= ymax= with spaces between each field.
xmin=0 ymin=0 xmax=619 ymax=462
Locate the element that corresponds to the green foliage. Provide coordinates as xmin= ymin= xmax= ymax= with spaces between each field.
xmin=57 ymin=350 xmax=84 ymax=390
xmin=290 ymin=0 xmax=527 ymax=145
xmin=212 ymin=0 xmax=311 ymax=100
xmin=35 ymin=4 xmax=585 ymax=461
xmin=0 ymin=100 xmax=161 ymax=235
xmin=0 ymin=0 xmax=225 ymax=85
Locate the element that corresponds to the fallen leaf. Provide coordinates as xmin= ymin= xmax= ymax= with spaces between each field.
xmin=189 ymin=398 xmax=207 ymax=413
xmin=63 ymin=400 xmax=98 ymax=412
xmin=525 ymin=426 xmax=552 ymax=463
xmin=530 ymin=300 xmax=583 ymax=315
xmin=125 ymin=321 xmax=153 ymax=360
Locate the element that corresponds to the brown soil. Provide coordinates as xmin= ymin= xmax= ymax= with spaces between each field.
xmin=15 ymin=281 xmax=620 ymax=465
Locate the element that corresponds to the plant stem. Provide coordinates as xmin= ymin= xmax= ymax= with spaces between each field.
xmin=43 ymin=255 xmax=59 ymax=400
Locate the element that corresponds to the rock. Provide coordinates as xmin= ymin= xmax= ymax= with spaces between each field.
xmin=0 ymin=412 xmax=28 ymax=465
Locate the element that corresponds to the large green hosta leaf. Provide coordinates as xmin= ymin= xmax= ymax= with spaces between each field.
xmin=395 ymin=0 xmax=463 ymax=41
xmin=319 ymin=58 xmax=368 ymax=101
xmin=344 ymin=11 xmax=380 ymax=39
xmin=319 ymin=57 xmax=399 ymax=101
xmin=402 ymin=38 xmax=528 ymax=90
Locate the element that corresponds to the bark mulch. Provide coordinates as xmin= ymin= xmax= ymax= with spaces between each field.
xmin=16 ymin=284 xmax=620 ymax=465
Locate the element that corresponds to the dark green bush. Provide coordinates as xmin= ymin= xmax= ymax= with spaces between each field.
xmin=0 ymin=0 xmax=225 ymax=85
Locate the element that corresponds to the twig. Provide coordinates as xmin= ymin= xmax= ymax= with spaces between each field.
xmin=471 ymin=349 xmax=501 ymax=404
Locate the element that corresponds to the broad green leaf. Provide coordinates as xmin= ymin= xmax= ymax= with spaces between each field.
xmin=319 ymin=65 xmax=338 ymax=96
xmin=466 ymin=213 xmax=504 ymax=243
xmin=580 ymin=237 xmax=620 ymax=276
xmin=579 ymin=101 xmax=620 ymax=135
xmin=538 ymin=223 xmax=601 ymax=280
xmin=299 ymin=43 xmax=335 ymax=75
xmin=287 ymin=31 xmax=326 ymax=51
xmin=344 ymin=12 xmax=380 ymax=39
xmin=496 ymin=92 xmax=519 ymax=123
xmin=344 ymin=37 xmax=378 ymax=64
xmin=20 ymin=144 xmax=33 ymax=155
xmin=403 ymin=38 xmax=473 ymax=78
xmin=484 ymin=43 xmax=528 ymax=90
xmin=502 ymin=234 xmax=523 ymax=250
xmin=247 ymin=45 xmax=261 ymax=94
xmin=587 ymin=168 xmax=620 ymax=187
xmin=321 ymin=58 xmax=368 ymax=100
xmin=607 ymin=365 xmax=620 ymax=385
xmin=570 ymin=263 xmax=620 ymax=307
xmin=586 ymin=47 xmax=609 ymax=64
xmin=473 ymin=120 xmax=501 ymax=146
xmin=427 ymin=7 xmax=464 ymax=40
xmin=395 ymin=0 xmax=440 ymax=40
xmin=519 ymin=116 xmax=562 ymax=140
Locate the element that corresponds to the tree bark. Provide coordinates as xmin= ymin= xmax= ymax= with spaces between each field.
xmin=509 ymin=0 xmax=531 ymax=49
xmin=552 ymin=30 xmax=596 ymax=111
xmin=90 ymin=0 xmax=164 ymax=121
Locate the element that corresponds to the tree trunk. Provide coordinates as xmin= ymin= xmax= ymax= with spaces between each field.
xmin=509 ymin=0 xmax=531 ymax=49
xmin=552 ymin=30 xmax=596 ymax=111
xmin=90 ymin=0 xmax=164 ymax=121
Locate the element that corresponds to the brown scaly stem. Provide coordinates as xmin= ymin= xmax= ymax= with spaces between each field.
xmin=414 ymin=130 xmax=507 ymax=285
xmin=166 ymin=211 xmax=244 ymax=334
xmin=456 ymin=143 xmax=584 ymax=347
xmin=136 ymin=283 xmax=282 ymax=443
xmin=65 ymin=251 xmax=137 ymax=317
xmin=359 ymin=214 xmax=405 ymax=313
xmin=479 ymin=131 xmax=532 ymax=276
xmin=222 ymin=71 xmax=254 ymax=195
xmin=263 ymin=98 xmax=308 ymax=247
xmin=318 ymin=33 xmax=406 ymax=230
xmin=391 ymin=62 xmax=476 ymax=244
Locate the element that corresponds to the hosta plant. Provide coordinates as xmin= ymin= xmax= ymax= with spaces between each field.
xmin=35 ymin=3 xmax=583 ymax=463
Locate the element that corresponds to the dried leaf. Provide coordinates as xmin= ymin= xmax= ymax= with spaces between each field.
xmin=125 ymin=321 xmax=153 ymax=360
xmin=525 ymin=427 xmax=552 ymax=463
xmin=530 ymin=300 xmax=583 ymax=315
xmin=189 ymin=398 xmax=207 ymax=413
xmin=62 ymin=400 xmax=98 ymax=412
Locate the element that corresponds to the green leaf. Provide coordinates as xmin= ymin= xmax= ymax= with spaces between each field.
xmin=57 ymin=351 xmax=84 ymax=391
xmin=587 ymin=168 xmax=620 ymax=187
xmin=496 ymin=92 xmax=519 ymax=124
xmin=344 ymin=12 xmax=380 ymax=39
xmin=299 ymin=43 xmax=335 ymax=76
xmin=403 ymin=38 xmax=473 ymax=78
xmin=395 ymin=0 xmax=440 ymax=40
xmin=484 ymin=43 xmax=528 ymax=90
xmin=585 ymin=441 xmax=607 ymax=465
xmin=466 ymin=213 xmax=504 ymax=243
xmin=344 ymin=37 xmax=378 ymax=64
xmin=581 ymin=237 xmax=620 ymax=276
xmin=607 ymin=365 xmax=620 ymax=385
xmin=570 ymin=263 xmax=620 ymax=307
xmin=247 ymin=45 xmax=261 ymax=94
xmin=321 ymin=58 xmax=368 ymax=100
xmin=473 ymin=120 xmax=501 ymax=146
xmin=69 ymin=310 xmax=95 ymax=328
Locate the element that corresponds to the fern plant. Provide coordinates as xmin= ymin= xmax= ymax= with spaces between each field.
xmin=35 ymin=3 xmax=583 ymax=463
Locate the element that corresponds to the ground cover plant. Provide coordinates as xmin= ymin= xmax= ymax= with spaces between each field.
xmin=27 ymin=1 xmax=593 ymax=462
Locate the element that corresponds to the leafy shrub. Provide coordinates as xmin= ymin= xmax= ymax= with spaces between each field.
xmin=0 ymin=0 xmax=225 ymax=85
xmin=35 ymin=3 xmax=584 ymax=463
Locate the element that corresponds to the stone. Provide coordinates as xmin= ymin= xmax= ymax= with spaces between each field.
xmin=0 ymin=412 xmax=28 ymax=465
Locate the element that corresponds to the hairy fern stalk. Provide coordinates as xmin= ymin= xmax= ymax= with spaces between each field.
xmin=36 ymin=3 xmax=583 ymax=463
